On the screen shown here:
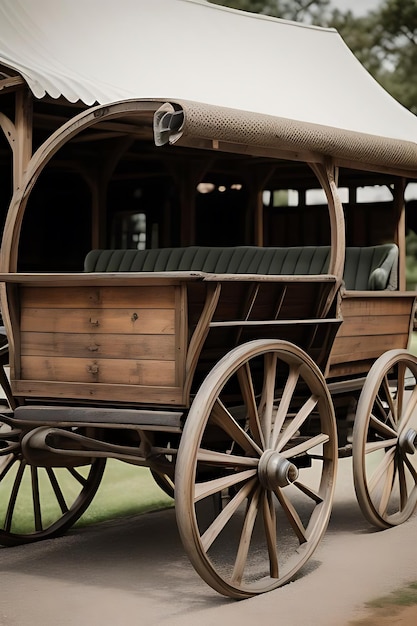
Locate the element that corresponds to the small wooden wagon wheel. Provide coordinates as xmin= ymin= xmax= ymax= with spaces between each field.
xmin=175 ymin=339 xmax=337 ymax=598
xmin=0 ymin=420 xmax=105 ymax=546
xmin=353 ymin=349 xmax=417 ymax=529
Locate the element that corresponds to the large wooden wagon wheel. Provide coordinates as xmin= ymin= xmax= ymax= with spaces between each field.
xmin=353 ymin=349 xmax=417 ymax=529
xmin=0 ymin=419 xmax=105 ymax=546
xmin=175 ymin=339 xmax=337 ymax=598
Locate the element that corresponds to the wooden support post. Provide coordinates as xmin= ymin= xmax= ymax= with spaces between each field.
xmin=167 ymin=158 xmax=212 ymax=247
xmin=254 ymin=190 xmax=263 ymax=246
xmin=250 ymin=164 xmax=277 ymax=246
xmin=14 ymin=89 xmax=33 ymax=189
xmin=0 ymin=87 xmax=33 ymax=193
xmin=393 ymin=178 xmax=406 ymax=291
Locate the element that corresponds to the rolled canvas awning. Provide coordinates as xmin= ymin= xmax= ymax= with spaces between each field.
xmin=1 ymin=0 xmax=417 ymax=171
xmin=153 ymin=100 xmax=417 ymax=172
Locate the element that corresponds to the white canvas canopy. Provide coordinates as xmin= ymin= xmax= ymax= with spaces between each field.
xmin=1 ymin=0 xmax=417 ymax=150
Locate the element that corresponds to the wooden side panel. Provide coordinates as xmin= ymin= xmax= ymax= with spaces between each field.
xmin=14 ymin=284 xmax=187 ymax=405
xmin=328 ymin=292 xmax=416 ymax=378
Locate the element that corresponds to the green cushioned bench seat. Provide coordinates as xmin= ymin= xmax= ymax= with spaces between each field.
xmin=84 ymin=244 xmax=398 ymax=291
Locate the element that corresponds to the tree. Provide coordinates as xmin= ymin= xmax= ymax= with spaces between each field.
xmin=373 ymin=0 xmax=417 ymax=114
xmin=330 ymin=0 xmax=417 ymax=114
xmin=209 ymin=0 xmax=330 ymax=24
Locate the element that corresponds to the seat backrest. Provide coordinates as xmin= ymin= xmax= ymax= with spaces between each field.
xmin=343 ymin=243 xmax=398 ymax=290
xmin=84 ymin=246 xmax=331 ymax=275
xmin=84 ymin=244 xmax=398 ymax=290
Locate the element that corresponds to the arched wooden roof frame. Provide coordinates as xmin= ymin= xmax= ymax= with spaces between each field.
xmin=0 ymin=99 xmax=346 ymax=283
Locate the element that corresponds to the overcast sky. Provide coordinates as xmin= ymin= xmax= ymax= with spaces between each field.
xmin=330 ymin=0 xmax=382 ymax=15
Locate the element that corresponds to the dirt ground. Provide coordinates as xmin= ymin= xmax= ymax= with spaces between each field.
xmin=0 ymin=456 xmax=417 ymax=626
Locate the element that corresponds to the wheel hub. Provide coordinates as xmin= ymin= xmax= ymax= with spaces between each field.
xmin=258 ymin=449 xmax=299 ymax=490
xmin=399 ymin=428 xmax=417 ymax=455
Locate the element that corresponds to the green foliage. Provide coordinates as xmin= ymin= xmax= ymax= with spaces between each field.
xmin=377 ymin=0 xmax=417 ymax=114
xmin=337 ymin=0 xmax=417 ymax=114
xmin=209 ymin=0 xmax=330 ymax=23
xmin=406 ymin=229 xmax=417 ymax=290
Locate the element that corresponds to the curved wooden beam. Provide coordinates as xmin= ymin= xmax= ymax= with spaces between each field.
xmin=309 ymin=160 xmax=345 ymax=285
xmin=0 ymin=99 xmax=164 ymax=273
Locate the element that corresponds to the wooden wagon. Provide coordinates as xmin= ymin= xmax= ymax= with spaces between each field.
xmin=1 ymin=0 xmax=417 ymax=599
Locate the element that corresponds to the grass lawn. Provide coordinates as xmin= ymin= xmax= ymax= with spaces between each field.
xmin=75 ymin=460 xmax=174 ymax=528
xmin=0 ymin=458 xmax=174 ymax=535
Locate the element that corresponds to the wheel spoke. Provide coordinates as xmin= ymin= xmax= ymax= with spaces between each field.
xmin=274 ymin=487 xmax=308 ymax=543
xmin=377 ymin=456 xmax=395 ymax=517
xmin=0 ymin=454 xmax=17 ymax=481
xmin=211 ymin=399 xmax=263 ymax=456
xmin=368 ymin=447 xmax=396 ymax=494
xmin=401 ymin=455 xmax=417 ymax=515
xmin=201 ymin=478 xmax=257 ymax=551
xmin=277 ymin=394 xmax=319 ymax=451
xmin=364 ymin=437 xmax=398 ymax=453
xmin=4 ymin=460 xmax=25 ymax=533
xmin=396 ymin=363 xmax=406 ymax=423
xmin=397 ymin=456 xmax=408 ymax=511
xmin=403 ymin=453 xmax=417 ymax=482
xmin=369 ymin=413 xmax=398 ymax=439
xmin=67 ymin=466 xmax=88 ymax=486
xmin=231 ymin=485 xmax=262 ymax=584
xmin=281 ymin=433 xmax=329 ymax=459
xmin=258 ymin=353 xmax=278 ymax=445
xmin=293 ymin=480 xmax=323 ymax=504
xmin=47 ymin=468 xmax=69 ymax=514
xmin=271 ymin=364 xmax=301 ymax=449
xmin=195 ymin=469 xmax=257 ymax=502
xmin=237 ymin=363 xmax=265 ymax=449
xmin=31 ymin=467 xmax=43 ymax=532
xmin=196 ymin=448 xmax=259 ymax=468
xmin=399 ymin=384 xmax=417 ymax=430
xmin=262 ymin=491 xmax=278 ymax=578
xmin=381 ymin=375 xmax=397 ymax=426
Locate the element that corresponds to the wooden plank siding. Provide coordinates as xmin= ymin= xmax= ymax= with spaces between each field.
xmin=5 ymin=273 xmax=414 ymax=406
xmin=327 ymin=292 xmax=416 ymax=378
xmin=14 ymin=282 xmax=188 ymax=405
xmin=3 ymin=272 xmax=342 ymax=407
